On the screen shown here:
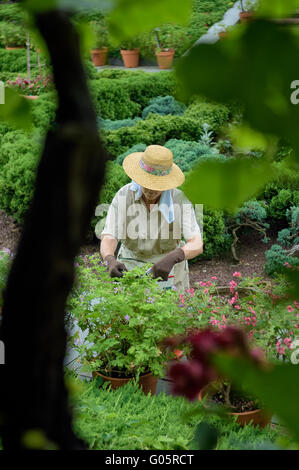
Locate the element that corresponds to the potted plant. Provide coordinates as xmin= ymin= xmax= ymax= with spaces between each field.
xmin=198 ymin=380 xmax=272 ymax=428
xmin=239 ymin=0 xmax=255 ymax=23
xmin=153 ymin=24 xmax=181 ymax=69
xmin=164 ymin=273 xmax=299 ymax=427
xmin=90 ymin=21 xmax=109 ymax=67
xmin=2 ymin=23 xmax=26 ymax=49
xmin=119 ymin=37 xmax=140 ymax=68
xmin=6 ymin=74 xmax=53 ymax=99
xmin=67 ymin=254 xmax=197 ymax=394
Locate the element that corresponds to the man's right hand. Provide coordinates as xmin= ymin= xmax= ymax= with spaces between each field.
xmin=104 ymin=255 xmax=128 ymax=278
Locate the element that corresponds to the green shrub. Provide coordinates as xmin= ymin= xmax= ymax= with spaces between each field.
xmin=264 ymin=244 xmax=299 ymax=277
xmin=195 ymin=206 xmax=232 ymax=260
xmin=89 ymin=78 xmax=141 ymax=119
xmin=71 ymin=378 xmax=279 ymax=450
xmin=0 ymin=132 xmax=41 ymax=223
xmin=0 ymin=21 xmax=26 ymax=47
xmin=184 ymin=100 xmax=231 ymax=133
xmin=164 ymin=139 xmax=215 ymax=172
xmin=267 ymin=189 xmax=299 ymax=222
xmin=97 ymin=116 xmax=142 ymax=131
xmin=0 ymin=3 xmax=25 ymax=24
xmin=142 ymin=95 xmax=186 ymax=119
xmin=31 ymin=92 xmax=57 ymax=132
xmin=260 ymin=161 xmax=299 ymax=205
xmin=0 ymin=48 xmax=37 ymax=73
xmin=116 ymin=143 xmax=147 ymax=165
xmin=277 ymin=206 xmax=299 ymax=247
xmin=102 ymin=114 xmax=204 ymax=158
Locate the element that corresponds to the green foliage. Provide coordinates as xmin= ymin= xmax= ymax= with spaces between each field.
xmin=233 ymin=200 xmax=269 ymax=227
xmin=0 ymin=48 xmax=36 ymax=73
xmin=182 ymin=156 xmax=275 ymax=212
xmin=200 ymin=206 xmax=232 ymax=259
xmin=89 ymin=78 xmax=141 ymax=120
xmin=71 ymin=378 xmax=280 ymax=450
xmin=89 ymin=19 xmax=109 ymax=49
xmin=176 ymin=20 xmax=299 ymax=165
xmin=164 ymin=138 xmax=220 ymax=172
xmin=0 ymin=248 xmax=12 ymax=307
xmin=184 ymin=99 xmax=231 ymax=133
xmin=108 ymin=0 xmax=192 ymax=42
xmin=268 ymin=189 xmax=299 ymax=223
xmin=277 ymin=206 xmax=299 ymax=247
xmin=0 ymin=130 xmax=41 ymax=223
xmin=115 ymin=143 xmax=147 ymax=165
xmin=97 ymin=116 xmax=142 ymax=131
xmin=264 ymin=244 xmax=299 ymax=277
xmin=0 ymin=21 xmax=27 ymax=47
xmin=0 ymin=3 xmax=25 ymax=24
xmin=67 ymin=255 xmax=200 ymax=377
xmin=102 ymin=114 xmax=204 ymax=159
xmin=30 ymin=91 xmax=57 ymax=132
xmin=142 ymin=95 xmax=186 ymax=119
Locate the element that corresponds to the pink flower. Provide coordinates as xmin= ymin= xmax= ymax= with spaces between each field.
xmin=276 ymin=341 xmax=285 ymax=355
xmin=233 ymin=272 xmax=241 ymax=278
xmin=249 ymin=307 xmax=256 ymax=315
xmin=179 ymin=294 xmax=185 ymax=304
xmin=284 ymin=337 xmax=292 ymax=348
xmin=287 ymin=305 xmax=295 ymax=313
xmin=293 ymin=301 xmax=299 ymax=309
xmin=203 ymin=288 xmax=209 ymax=294
xmin=211 ymin=276 xmax=217 ymax=280
xmin=234 ymin=305 xmax=241 ymax=310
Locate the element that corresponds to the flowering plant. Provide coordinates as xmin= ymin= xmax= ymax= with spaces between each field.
xmin=6 ymin=74 xmax=53 ymax=96
xmin=177 ymin=272 xmax=299 ymax=364
xmin=66 ymin=254 xmax=200 ymax=378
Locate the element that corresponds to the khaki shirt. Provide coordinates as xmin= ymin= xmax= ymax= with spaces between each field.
xmin=100 ymin=183 xmax=202 ymax=291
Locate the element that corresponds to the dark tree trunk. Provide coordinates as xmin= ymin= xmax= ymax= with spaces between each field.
xmin=0 ymin=7 xmax=107 ymax=449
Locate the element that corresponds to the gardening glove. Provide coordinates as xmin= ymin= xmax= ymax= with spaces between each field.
xmin=152 ymin=248 xmax=185 ymax=282
xmin=104 ymin=255 xmax=128 ymax=278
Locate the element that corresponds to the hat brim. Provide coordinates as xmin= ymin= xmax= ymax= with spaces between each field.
xmin=122 ymin=152 xmax=185 ymax=191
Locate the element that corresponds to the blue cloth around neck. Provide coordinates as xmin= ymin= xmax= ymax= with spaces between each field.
xmin=130 ymin=180 xmax=174 ymax=224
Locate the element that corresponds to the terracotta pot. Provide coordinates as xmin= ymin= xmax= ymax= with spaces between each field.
xmin=218 ymin=31 xmax=228 ymax=39
xmin=93 ymin=370 xmax=158 ymax=395
xmin=199 ymin=385 xmax=272 ymax=428
xmin=90 ymin=47 xmax=108 ymax=66
xmin=5 ymin=46 xmax=25 ymax=50
xmin=120 ymin=49 xmax=140 ymax=68
xmin=155 ymin=49 xmax=175 ymax=70
xmin=22 ymin=95 xmax=39 ymax=100
xmin=239 ymin=11 xmax=254 ymax=23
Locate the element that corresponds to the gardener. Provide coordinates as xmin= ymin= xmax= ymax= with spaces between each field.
xmin=99 ymin=145 xmax=203 ymax=291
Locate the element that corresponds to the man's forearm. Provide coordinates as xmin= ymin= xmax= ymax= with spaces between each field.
xmin=100 ymin=235 xmax=118 ymax=260
xmin=181 ymin=235 xmax=203 ymax=260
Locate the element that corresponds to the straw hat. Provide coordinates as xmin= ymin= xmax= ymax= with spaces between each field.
xmin=122 ymin=145 xmax=185 ymax=191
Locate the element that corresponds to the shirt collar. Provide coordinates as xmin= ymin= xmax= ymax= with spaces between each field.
xmin=129 ymin=181 xmax=174 ymax=224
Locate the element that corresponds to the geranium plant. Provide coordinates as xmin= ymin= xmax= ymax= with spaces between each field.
xmin=6 ymin=74 xmax=53 ymax=96
xmin=165 ymin=272 xmax=299 ymax=411
xmin=66 ymin=254 xmax=199 ymax=378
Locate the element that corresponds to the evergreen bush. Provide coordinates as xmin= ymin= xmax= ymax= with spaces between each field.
xmin=142 ymin=95 xmax=186 ymax=119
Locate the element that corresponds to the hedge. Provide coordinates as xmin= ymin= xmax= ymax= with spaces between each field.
xmin=102 ymin=114 xmax=205 ymax=158
xmin=184 ymin=99 xmax=231 ymax=133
